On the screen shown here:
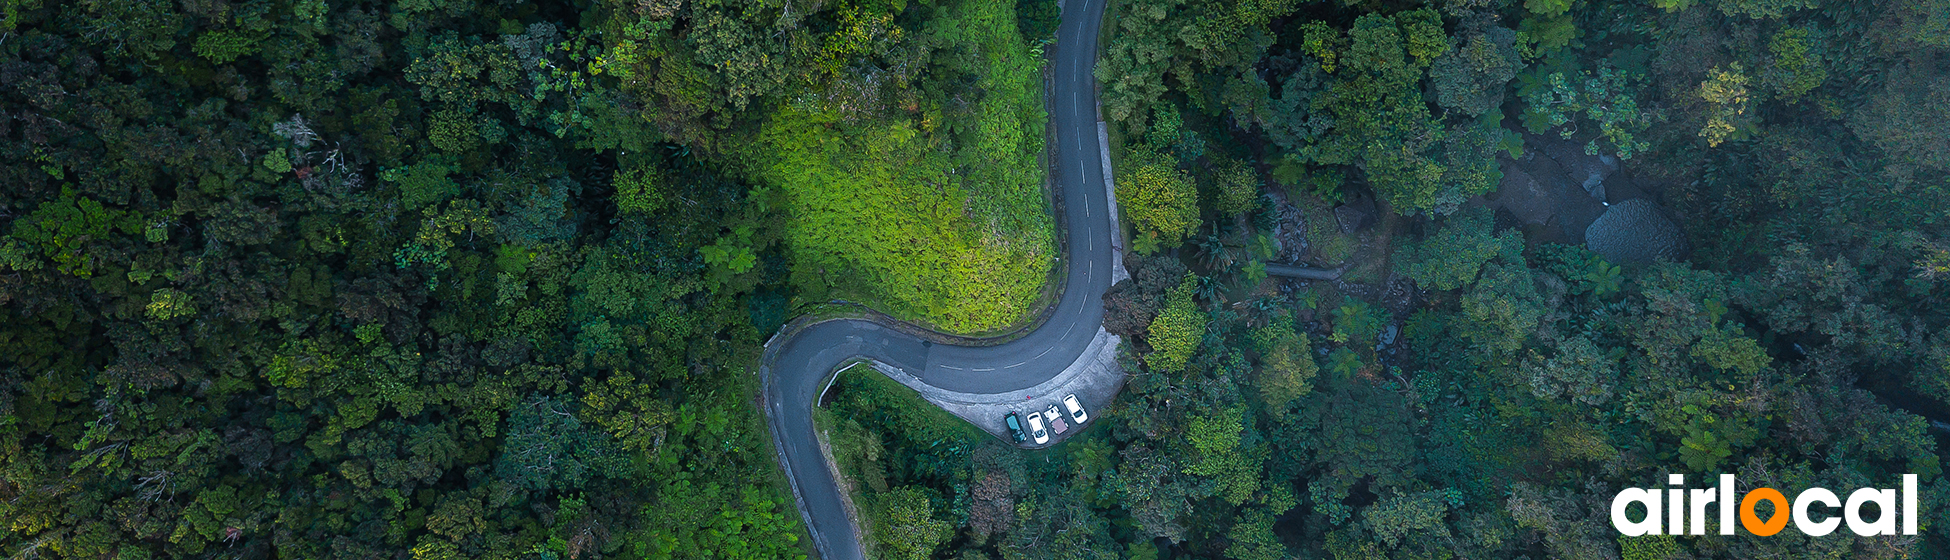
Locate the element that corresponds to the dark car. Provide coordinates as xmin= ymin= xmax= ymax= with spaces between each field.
xmin=1004 ymin=412 xmax=1027 ymax=443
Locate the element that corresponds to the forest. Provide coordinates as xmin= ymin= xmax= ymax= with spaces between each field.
xmin=824 ymin=0 xmax=1950 ymax=559
xmin=0 ymin=0 xmax=1058 ymax=558
xmin=1 ymin=0 xmax=1948 ymax=559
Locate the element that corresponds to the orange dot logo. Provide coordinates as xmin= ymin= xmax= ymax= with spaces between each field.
xmin=1741 ymin=488 xmax=1790 ymax=536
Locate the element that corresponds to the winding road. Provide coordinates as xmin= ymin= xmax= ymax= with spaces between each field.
xmin=760 ymin=0 xmax=1115 ymax=558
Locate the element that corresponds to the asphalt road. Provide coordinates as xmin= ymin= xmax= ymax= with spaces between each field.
xmin=761 ymin=0 xmax=1113 ymax=557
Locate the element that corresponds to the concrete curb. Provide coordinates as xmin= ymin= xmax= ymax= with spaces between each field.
xmin=864 ymin=328 xmax=1126 ymax=449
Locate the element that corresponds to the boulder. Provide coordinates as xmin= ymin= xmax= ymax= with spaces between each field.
xmin=1586 ymin=199 xmax=1686 ymax=265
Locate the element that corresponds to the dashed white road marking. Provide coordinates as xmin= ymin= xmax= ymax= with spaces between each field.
xmin=942 ymin=365 xmax=964 ymax=371
xmin=1005 ymin=360 xmax=1029 ymax=369
xmin=972 ymin=367 xmax=995 ymax=372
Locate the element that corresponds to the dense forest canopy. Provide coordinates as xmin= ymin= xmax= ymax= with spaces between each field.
xmin=3 ymin=0 xmax=1950 ymax=558
xmin=0 ymin=0 xmax=1057 ymax=558
xmin=826 ymin=0 xmax=1950 ymax=558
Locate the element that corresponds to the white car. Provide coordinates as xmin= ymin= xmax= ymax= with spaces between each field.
xmin=1063 ymin=393 xmax=1088 ymax=424
xmin=1026 ymin=412 xmax=1050 ymax=444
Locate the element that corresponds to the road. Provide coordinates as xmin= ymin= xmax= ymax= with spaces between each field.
xmin=760 ymin=0 xmax=1113 ymax=557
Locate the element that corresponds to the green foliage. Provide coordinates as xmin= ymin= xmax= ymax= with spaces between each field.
xmin=1183 ymin=407 xmax=1260 ymax=505
xmin=7 ymin=188 xmax=140 ymax=277
xmin=701 ymin=227 xmax=758 ymax=275
xmin=1432 ymin=27 xmax=1525 ymax=116
xmin=1518 ymin=12 xmax=1579 ymax=57
xmin=612 ymin=165 xmax=667 ymax=214
xmin=1395 ymin=206 xmax=1522 ymax=291
xmin=1252 ymin=322 xmax=1317 ymax=412
xmin=1223 ymin=511 xmax=1287 ymax=560
xmin=1696 ymin=64 xmax=1754 ymax=147
xmin=496 ymin=395 xmax=628 ymax=491
xmin=1618 ymin=535 xmax=1682 ymax=560
xmin=381 ymin=156 xmax=462 ymax=210
xmin=145 ymin=288 xmax=196 ymax=321
xmin=1526 ymin=0 xmax=1575 ymax=15
xmin=1210 ymin=157 xmax=1262 ymax=215
xmin=1118 ymin=146 xmax=1201 ymax=254
xmin=876 ymin=487 xmax=954 ymax=560
xmin=1271 ymin=159 xmax=1345 ymax=204
xmin=1015 ymin=0 xmax=1060 ymax=45
xmin=1331 ymin=300 xmax=1383 ymax=346
xmin=1762 ymin=27 xmax=1827 ymax=102
xmin=1458 ymin=263 xmax=1550 ymax=357
xmin=1521 ymin=336 xmax=1618 ymax=405
xmin=1145 ymin=274 xmax=1207 ymax=372
xmin=754 ymin=0 xmax=1053 ymax=333
xmin=1275 ymin=10 xmax=1495 ymax=214
xmin=193 ymin=31 xmax=257 ymax=64
xmin=262 ymin=148 xmax=293 ymax=173
xmin=1519 ymin=67 xmax=1658 ymax=158
xmin=426 ymin=107 xmax=484 ymax=153
xmin=1364 ymin=490 xmax=1457 ymax=549
xmin=1327 ymin=347 xmax=1364 ymax=379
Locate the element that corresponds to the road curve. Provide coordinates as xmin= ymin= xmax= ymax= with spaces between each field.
xmin=760 ymin=0 xmax=1113 ymax=558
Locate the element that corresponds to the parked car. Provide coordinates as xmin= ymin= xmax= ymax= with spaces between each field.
xmin=1063 ymin=393 xmax=1088 ymax=424
xmin=1044 ymin=404 xmax=1066 ymax=434
xmin=1004 ymin=412 xmax=1027 ymax=443
xmin=1026 ymin=412 xmax=1049 ymax=444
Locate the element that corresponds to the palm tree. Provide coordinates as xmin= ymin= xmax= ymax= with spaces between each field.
xmin=1195 ymin=233 xmax=1233 ymax=270
xmin=1194 ymin=274 xmax=1225 ymax=305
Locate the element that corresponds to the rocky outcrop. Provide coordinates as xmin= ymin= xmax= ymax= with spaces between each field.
xmin=1585 ymin=199 xmax=1686 ymax=265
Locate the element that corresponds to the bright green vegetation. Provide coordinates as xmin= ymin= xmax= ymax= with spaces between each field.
xmin=1142 ymin=273 xmax=1206 ymax=372
xmin=1117 ymin=145 xmax=1202 ymax=253
xmin=0 ymin=0 xmax=1059 ymax=558
xmin=756 ymin=0 xmax=1055 ymax=333
xmin=851 ymin=0 xmax=1950 ymax=558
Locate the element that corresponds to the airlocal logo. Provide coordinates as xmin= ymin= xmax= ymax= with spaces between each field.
xmin=1611 ymin=474 xmax=1918 ymax=536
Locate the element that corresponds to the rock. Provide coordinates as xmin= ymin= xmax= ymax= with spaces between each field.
xmin=1581 ymin=171 xmax=1607 ymax=201
xmin=1334 ymin=203 xmax=1370 ymax=233
xmin=1585 ymin=199 xmax=1686 ymax=265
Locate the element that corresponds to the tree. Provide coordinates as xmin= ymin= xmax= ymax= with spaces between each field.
xmin=875 ymin=487 xmax=952 ymax=560
xmin=1210 ymin=157 xmax=1262 ymax=215
xmin=1458 ymin=262 xmax=1551 ymax=357
xmin=1117 ymin=147 xmax=1201 ymax=253
xmin=1518 ymin=66 xmax=1658 ymax=159
xmin=495 ymin=395 xmax=627 ymax=492
xmin=1183 ymin=407 xmax=1261 ymax=505
xmin=1103 ymin=254 xmax=1190 ymax=339
xmin=1109 ymin=445 xmax=1194 ymax=543
xmin=1521 ymin=336 xmax=1618 ymax=406
xmin=1364 ymin=489 xmax=1457 ymax=550
xmin=612 ymin=164 xmax=668 ymax=215
xmin=1252 ymin=323 xmax=1317 ymax=413
xmin=1276 ymin=10 xmax=1487 ymax=214
xmin=1431 ymin=26 xmax=1524 ymax=117
xmin=1697 ymin=64 xmax=1753 ymax=147
xmin=1145 ymin=274 xmax=1207 ymax=372
xmin=1224 ymin=511 xmax=1288 ymax=560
